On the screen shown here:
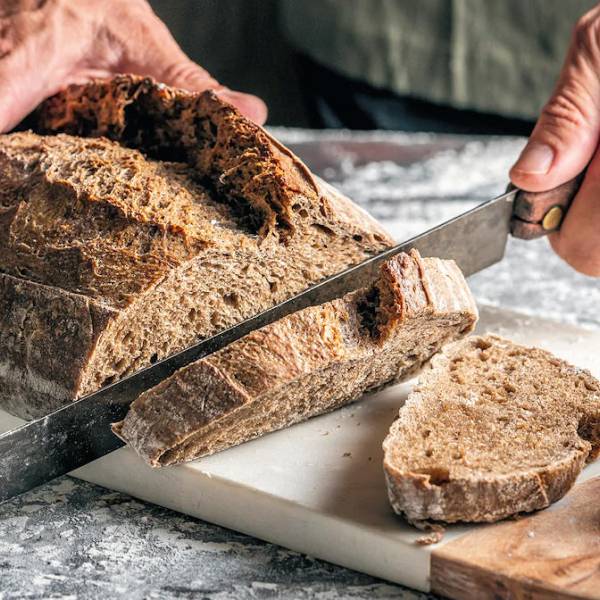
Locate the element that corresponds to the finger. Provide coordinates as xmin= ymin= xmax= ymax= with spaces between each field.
xmin=112 ymin=4 xmax=267 ymax=124
xmin=548 ymin=147 xmax=600 ymax=276
xmin=153 ymin=61 xmax=267 ymax=125
xmin=214 ymin=88 xmax=268 ymax=126
xmin=510 ymin=5 xmax=600 ymax=192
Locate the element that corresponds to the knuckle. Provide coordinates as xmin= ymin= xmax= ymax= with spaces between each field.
xmin=107 ymin=0 xmax=151 ymax=15
xmin=542 ymin=90 xmax=586 ymax=130
xmin=101 ymin=0 xmax=154 ymax=31
xmin=573 ymin=11 xmax=600 ymax=56
xmin=538 ymin=81 xmax=597 ymax=146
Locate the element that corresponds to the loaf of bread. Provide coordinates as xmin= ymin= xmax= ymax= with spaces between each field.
xmin=0 ymin=76 xmax=392 ymax=419
xmin=112 ymin=250 xmax=478 ymax=467
xmin=383 ymin=335 xmax=600 ymax=526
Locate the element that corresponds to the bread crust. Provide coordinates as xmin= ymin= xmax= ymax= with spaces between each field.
xmin=37 ymin=75 xmax=390 ymax=245
xmin=0 ymin=75 xmax=393 ymax=418
xmin=383 ymin=335 xmax=600 ymax=525
xmin=113 ymin=251 xmax=478 ymax=467
xmin=0 ymin=272 xmax=115 ymax=418
xmin=384 ymin=450 xmax=586 ymax=524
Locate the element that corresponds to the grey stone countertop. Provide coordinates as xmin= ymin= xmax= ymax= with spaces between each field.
xmin=1 ymin=130 xmax=598 ymax=600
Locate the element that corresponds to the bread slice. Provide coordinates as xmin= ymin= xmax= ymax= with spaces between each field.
xmin=112 ymin=250 xmax=478 ymax=467
xmin=383 ymin=335 xmax=600 ymax=526
xmin=0 ymin=76 xmax=392 ymax=419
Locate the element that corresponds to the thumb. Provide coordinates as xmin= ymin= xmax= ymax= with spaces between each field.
xmin=510 ymin=7 xmax=600 ymax=191
xmin=116 ymin=8 xmax=267 ymax=125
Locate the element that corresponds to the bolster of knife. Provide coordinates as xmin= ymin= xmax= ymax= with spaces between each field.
xmin=510 ymin=173 xmax=585 ymax=240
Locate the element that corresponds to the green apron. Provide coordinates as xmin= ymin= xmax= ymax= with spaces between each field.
xmin=279 ymin=0 xmax=596 ymax=119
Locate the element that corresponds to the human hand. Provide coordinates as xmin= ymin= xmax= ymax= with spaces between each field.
xmin=0 ymin=0 xmax=267 ymax=133
xmin=509 ymin=4 xmax=600 ymax=276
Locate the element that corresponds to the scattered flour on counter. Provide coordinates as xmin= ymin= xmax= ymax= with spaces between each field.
xmin=330 ymin=139 xmax=525 ymax=202
xmin=470 ymin=238 xmax=600 ymax=331
xmin=269 ymin=126 xmax=437 ymax=146
xmin=272 ymin=127 xmax=524 ymax=203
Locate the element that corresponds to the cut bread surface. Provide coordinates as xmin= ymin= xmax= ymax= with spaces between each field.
xmin=0 ymin=75 xmax=392 ymax=418
xmin=113 ymin=250 xmax=478 ymax=467
xmin=383 ymin=335 xmax=600 ymax=525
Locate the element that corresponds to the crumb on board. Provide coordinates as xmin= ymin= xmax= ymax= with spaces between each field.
xmin=413 ymin=522 xmax=445 ymax=545
xmin=416 ymin=529 xmax=444 ymax=545
xmin=343 ymin=452 xmax=352 ymax=458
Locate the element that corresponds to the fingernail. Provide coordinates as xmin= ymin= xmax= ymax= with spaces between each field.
xmin=513 ymin=142 xmax=555 ymax=174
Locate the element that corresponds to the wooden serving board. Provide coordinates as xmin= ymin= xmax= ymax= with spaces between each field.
xmin=1 ymin=305 xmax=599 ymax=598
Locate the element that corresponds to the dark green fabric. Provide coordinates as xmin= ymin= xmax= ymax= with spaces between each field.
xmin=279 ymin=0 xmax=597 ymax=119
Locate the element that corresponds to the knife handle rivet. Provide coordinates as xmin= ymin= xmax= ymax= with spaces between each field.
xmin=542 ymin=205 xmax=564 ymax=231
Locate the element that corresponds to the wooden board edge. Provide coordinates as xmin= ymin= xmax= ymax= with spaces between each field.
xmin=430 ymin=476 xmax=600 ymax=600
xmin=430 ymin=553 xmax=585 ymax=600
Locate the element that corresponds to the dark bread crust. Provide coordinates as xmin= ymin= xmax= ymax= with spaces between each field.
xmin=0 ymin=76 xmax=393 ymax=418
xmin=37 ymin=75 xmax=387 ymax=244
xmin=0 ymin=272 xmax=116 ymax=417
xmin=113 ymin=251 xmax=478 ymax=467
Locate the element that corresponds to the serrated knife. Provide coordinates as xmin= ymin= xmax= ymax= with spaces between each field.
xmin=0 ymin=176 xmax=583 ymax=503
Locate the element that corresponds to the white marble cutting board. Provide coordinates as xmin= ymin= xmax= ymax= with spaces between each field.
xmin=1 ymin=305 xmax=599 ymax=593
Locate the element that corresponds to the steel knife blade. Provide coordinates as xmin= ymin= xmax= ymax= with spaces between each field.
xmin=0 ymin=178 xmax=580 ymax=503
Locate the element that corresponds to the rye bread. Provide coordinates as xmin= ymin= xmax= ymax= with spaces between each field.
xmin=383 ymin=335 xmax=600 ymax=526
xmin=112 ymin=250 xmax=478 ymax=467
xmin=0 ymin=76 xmax=392 ymax=419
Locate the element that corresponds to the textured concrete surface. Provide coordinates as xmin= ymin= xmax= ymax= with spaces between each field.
xmin=0 ymin=478 xmax=422 ymax=600
xmin=0 ymin=130 xmax=596 ymax=600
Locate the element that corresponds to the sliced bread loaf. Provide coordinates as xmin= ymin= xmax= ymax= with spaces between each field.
xmin=112 ymin=250 xmax=478 ymax=467
xmin=0 ymin=76 xmax=391 ymax=419
xmin=383 ymin=335 xmax=600 ymax=526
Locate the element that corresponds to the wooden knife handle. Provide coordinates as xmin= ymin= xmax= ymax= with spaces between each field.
xmin=509 ymin=173 xmax=584 ymax=240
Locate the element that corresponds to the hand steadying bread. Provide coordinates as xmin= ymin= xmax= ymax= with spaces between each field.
xmin=0 ymin=0 xmax=266 ymax=133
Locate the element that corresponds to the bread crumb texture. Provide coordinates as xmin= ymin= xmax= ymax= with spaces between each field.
xmin=113 ymin=250 xmax=478 ymax=467
xmin=383 ymin=335 xmax=600 ymax=525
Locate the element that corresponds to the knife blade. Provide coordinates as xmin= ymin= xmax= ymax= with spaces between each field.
xmin=0 ymin=180 xmax=577 ymax=503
